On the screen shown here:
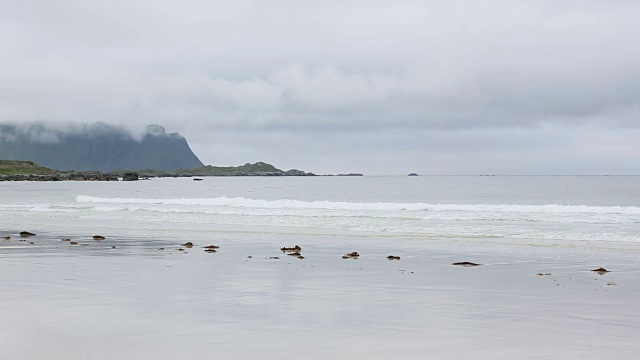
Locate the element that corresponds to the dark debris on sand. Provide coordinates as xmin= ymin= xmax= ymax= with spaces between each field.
xmin=452 ymin=262 xmax=481 ymax=267
xmin=342 ymin=252 xmax=360 ymax=259
xmin=3 ymin=230 xmax=630 ymax=289
xmin=281 ymin=245 xmax=302 ymax=253
xmin=592 ymin=267 xmax=610 ymax=275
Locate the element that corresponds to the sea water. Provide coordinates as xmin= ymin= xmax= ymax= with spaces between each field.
xmin=1 ymin=176 xmax=639 ymax=359
xmin=4 ymin=176 xmax=640 ymax=244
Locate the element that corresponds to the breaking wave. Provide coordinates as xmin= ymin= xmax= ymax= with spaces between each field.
xmin=75 ymin=195 xmax=640 ymax=215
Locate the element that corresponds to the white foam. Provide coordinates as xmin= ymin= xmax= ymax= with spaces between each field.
xmin=75 ymin=195 xmax=640 ymax=215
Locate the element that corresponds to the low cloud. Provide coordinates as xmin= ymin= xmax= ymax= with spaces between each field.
xmin=1 ymin=1 xmax=639 ymax=173
xmin=0 ymin=122 xmax=158 ymax=144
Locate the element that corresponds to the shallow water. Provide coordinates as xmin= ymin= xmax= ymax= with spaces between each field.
xmin=1 ymin=177 xmax=639 ymax=359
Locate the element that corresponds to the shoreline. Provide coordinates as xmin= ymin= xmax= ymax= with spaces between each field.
xmin=1 ymin=227 xmax=632 ymax=278
xmin=0 ymin=172 xmax=369 ymax=181
xmin=1 ymin=229 xmax=638 ymax=359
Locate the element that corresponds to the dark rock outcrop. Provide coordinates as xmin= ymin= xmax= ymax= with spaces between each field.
xmin=122 ymin=172 xmax=139 ymax=181
xmin=0 ymin=171 xmax=119 ymax=181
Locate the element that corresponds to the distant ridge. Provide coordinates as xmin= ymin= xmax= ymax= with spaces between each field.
xmin=176 ymin=162 xmax=314 ymax=176
xmin=0 ymin=123 xmax=203 ymax=172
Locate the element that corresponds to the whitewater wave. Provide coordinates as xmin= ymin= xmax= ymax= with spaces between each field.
xmin=75 ymin=195 xmax=640 ymax=215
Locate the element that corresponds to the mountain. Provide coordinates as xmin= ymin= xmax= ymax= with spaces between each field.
xmin=0 ymin=123 xmax=203 ymax=171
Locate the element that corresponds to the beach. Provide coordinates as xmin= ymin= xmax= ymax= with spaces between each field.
xmin=1 ymin=176 xmax=639 ymax=359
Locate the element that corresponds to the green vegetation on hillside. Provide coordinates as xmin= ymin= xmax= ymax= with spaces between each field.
xmin=180 ymin=162 xmax=283 ymax=175
xmin=0 ymin=160 xmax=57 ymax=175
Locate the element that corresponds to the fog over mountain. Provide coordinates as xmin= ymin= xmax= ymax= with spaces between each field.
xmin=1 ymin=1 xmax=639 ymax=174
xmin=0 ymin=123 xmax=203 ymax=171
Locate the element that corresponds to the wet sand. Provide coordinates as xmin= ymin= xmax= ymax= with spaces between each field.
xmin=1 ymin=229 xmax=639 ymax=359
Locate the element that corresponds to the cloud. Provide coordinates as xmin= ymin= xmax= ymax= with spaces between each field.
xmin=0 ymin=1 xmax=639 ymax=173
xmin=0 ymin=122 xmax=159 ymax=144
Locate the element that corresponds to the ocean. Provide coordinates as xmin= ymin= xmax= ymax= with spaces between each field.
xmin=1 ymin=176 xmax=639 ymax=359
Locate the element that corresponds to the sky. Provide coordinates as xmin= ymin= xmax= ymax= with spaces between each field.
xmin=1 ymin=0 xmax=639 ymax=175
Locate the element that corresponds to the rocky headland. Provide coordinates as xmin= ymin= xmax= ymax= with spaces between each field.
xmin=0 ymin=160 xmax=316 ymax=181
xmin=0 ymin=123 xmax=203 ymax=172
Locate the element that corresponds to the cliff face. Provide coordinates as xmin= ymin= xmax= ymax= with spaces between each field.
xmin=0 ymin=123 xmax=204 ymax=171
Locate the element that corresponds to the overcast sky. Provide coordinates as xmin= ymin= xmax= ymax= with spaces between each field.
xmin=1 ymin=0 xmax=639 ymax=174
